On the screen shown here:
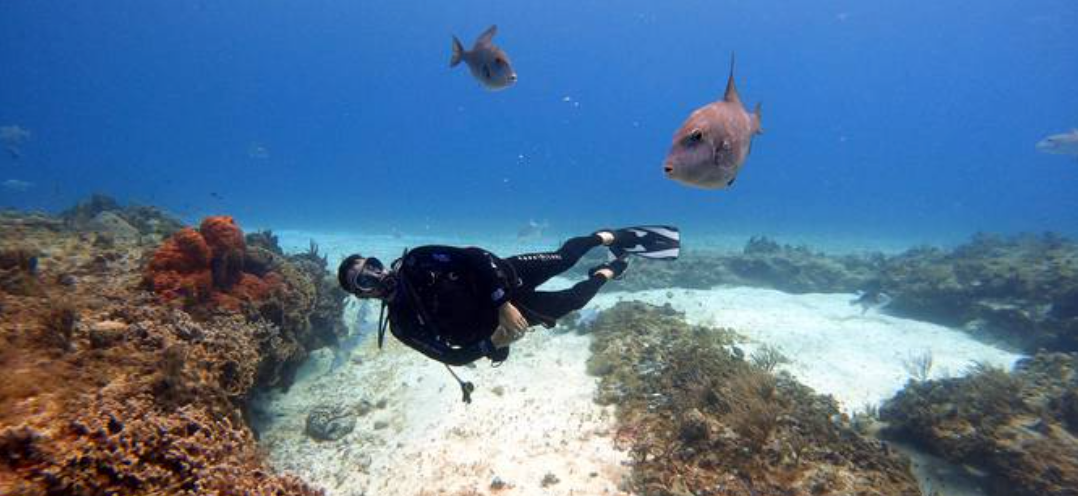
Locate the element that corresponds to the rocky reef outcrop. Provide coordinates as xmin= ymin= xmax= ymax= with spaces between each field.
xmin=586 ymin=232 xmax=1078 ymax=354
xmin=0 ymin=201 xmax=342 ymax=495
xmin=879 ymin=233 xmax=1078 ymax=353
xmin=584 ymin=302 xmax=921 ymax=496
xmin=582 ymin=235 xmax=880 ymax=294
xmin=880 ymin=352 xmax=1078 ymax=496
xmin=59 ymin=193 xmax=185 ymax=241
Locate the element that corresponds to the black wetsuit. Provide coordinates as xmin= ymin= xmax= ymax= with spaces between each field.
xmin=385 ymin=235 xmax=607 ymax=366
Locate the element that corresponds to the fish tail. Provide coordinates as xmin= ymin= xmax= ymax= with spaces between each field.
xmin=753 ymin=102 xmax=764 ymax=135
xmin=450 ymin=36 xmax=464 ymax=67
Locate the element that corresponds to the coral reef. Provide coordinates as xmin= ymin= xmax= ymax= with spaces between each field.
xmin=0 ymin=201 xmax=344 ymax=495
xmin=59 ymin=193 xmax=185 ymax=240
xmin=584 ymin=232 xmax=1078 ymax=353
xmin=585 ymin=302 xmax=921 ymax=496
xmin=582 ymin=235 xmax=881 ymax=294
xmin=881 ymin=352 xmax=1078 ymax=496
xmin=879 ymin=232 xmax=1078 ymax=353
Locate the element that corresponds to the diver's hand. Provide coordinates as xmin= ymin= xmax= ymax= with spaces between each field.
xmin=491 ymin=325 xmax=521 ymax=349
xmin=498 ymin=302 xmax=528 ymax=334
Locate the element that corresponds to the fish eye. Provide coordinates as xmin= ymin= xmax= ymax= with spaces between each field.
xmin=494 ymin=58 xmax=505 ymax=67
xmin=687 ymin=129 xmax=703 ymax=144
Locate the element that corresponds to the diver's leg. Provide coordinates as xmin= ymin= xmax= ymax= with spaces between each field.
xmin=514 ymin=274 xmax=607 ymax=326
xmin=507 ymin=234 xmax=605 ymax=289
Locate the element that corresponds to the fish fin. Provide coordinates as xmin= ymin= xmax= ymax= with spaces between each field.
xmin=753 ymin=102 xmax=764 ymax=134
xmin=723 ymin=52 xmax=741 ymax=104
xmin=450 ymin=36 xmax=465 ymax=67
xmin=477 ymin=25 xmax=498 ymax=47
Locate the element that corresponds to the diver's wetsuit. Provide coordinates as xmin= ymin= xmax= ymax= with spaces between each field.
xmin=385 ymin=234 xmax=607 ymax=366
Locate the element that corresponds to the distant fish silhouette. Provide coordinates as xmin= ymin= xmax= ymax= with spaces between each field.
xmin=850 ymin=290 xmax=892 ymax=315
xmin=450 ymin=25 xmax=517 ymax=91
xmin=1036 ymin=129 xmax=1078 ymax=161
xmin=516 ymin=219 xmax=548 ymax=241
xmin=663 ymin=54 xmax=762 ymax=190
xmin=1 ymin=125 xmax=31 ymax=161
xmin=2 ymin=179 xmax=33 ymax=192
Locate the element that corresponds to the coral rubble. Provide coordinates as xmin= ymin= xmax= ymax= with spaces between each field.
xmin=585 ymin=302 xmax=921 ymax=496
xmin=0 ymin=202 xmax=342 ymax=495
xmin=881 ymin=352 xmax=1078 ymax=496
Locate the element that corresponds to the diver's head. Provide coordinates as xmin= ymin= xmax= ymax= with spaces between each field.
xmin=338 ymin=254 xmax=395 ymax=299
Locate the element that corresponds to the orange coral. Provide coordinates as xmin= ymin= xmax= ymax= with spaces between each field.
xmin=145 ymin=216 xmax=280 ymax=313
xmin=200 ymin=215 xmax=245 ymax=256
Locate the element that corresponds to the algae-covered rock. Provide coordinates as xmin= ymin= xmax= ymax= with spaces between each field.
xmin=587 ymin=302 xmax=921 ymax=496
xmin=60 ymin=193 xmax=184 ymax=239
xmin=305 ymin=404 xmax=357 ymax=441
xmin=0 ymin=204 xmax=325 ymax=495
xmin=881 ymin=352 xmax=1078 ymax=496
xmin=880 ymin=233 xmax=1078 ymax=353
xmin=578 ymin=236 xmax=880 ymax=294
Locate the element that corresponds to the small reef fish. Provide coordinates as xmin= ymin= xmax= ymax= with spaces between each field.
xmin=1036 ymin=129 xmax=1078 ymax=159
xmin=2 ymin=179 xmax=33 ymax=192
xmin=516 ymin=219 xmax=548 ymax=241
xmin=0 ymin=125 xmax=31 ymax=146
xmin=663 ymin=54 xmax=763 ymax=189
xmin=1 ymin=125 xmax=31 ymax=160
xmin=850 ymin=290 xmax=892 ymax=315
xmin=450 ymin=25 xmax=517 ymax=91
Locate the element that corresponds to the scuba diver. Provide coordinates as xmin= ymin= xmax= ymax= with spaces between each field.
xmin=337 ymin=226 xmax=679 ymax=401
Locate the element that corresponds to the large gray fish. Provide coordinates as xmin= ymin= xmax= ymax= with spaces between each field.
xmin=1036 ymin=129 xmax=1078 ymax=159
xmin=663 ymin=55 xmax=762 ymax=189
xmin=450 ymin=25 xmax=517 ymax=91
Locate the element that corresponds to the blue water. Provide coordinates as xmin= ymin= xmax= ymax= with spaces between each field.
xmin=2 ymin=1 xmax=1076 ymax=245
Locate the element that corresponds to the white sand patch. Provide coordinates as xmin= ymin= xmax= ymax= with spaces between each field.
xmin=257 ymin=329 xmax=629 ymax=496
xmin=583 ymin=286 xmax=1023 ymax=413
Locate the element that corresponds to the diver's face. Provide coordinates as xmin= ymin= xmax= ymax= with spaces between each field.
xmin=344 ymin=257 xmax=390 ymax=299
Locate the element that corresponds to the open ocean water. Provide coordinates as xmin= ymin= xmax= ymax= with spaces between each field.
xmin=2 ymin=2 xmax=1078 ymax=496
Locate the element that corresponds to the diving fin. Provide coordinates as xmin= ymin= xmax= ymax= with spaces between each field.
xmin=610 ymin=225 xmax=680 ymax=260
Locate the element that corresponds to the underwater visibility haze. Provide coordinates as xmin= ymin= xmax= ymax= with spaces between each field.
xmin=2 ymin=1 xmax=1078 ymax=496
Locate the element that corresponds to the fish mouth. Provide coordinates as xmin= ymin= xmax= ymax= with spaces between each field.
xmin=663 ymin=164 xmax=674 ymax=175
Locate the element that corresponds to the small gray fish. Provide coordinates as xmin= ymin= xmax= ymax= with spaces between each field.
xmin=663 ymin=54 xmax=762 ymax=189
xmin=850 ymin=290 xmax=892 ymax=315
xmin=1036 ymin=129 xmax=1078 ymax=159
xmin=516 ymin=219 xmax=548 ymax=241
xmin=2 ymin=179 xmax=33 ymax=192
xmin=450 ymin=25 xmax=517 ymax=91
xmin=0 ymin=125 xmax=31 ymax=146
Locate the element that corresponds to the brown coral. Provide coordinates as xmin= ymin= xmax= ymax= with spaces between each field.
xmin=586 ymin=302 xmax=921 ymax=496
xmin=1 ymin=205 xmax=328 ymax=495
xmin=881 ymin=353 xmax=1078 ymax=496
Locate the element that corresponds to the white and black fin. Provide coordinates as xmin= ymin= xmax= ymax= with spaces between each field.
xmin=610 ymin=225 xmax=680 ymax=260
